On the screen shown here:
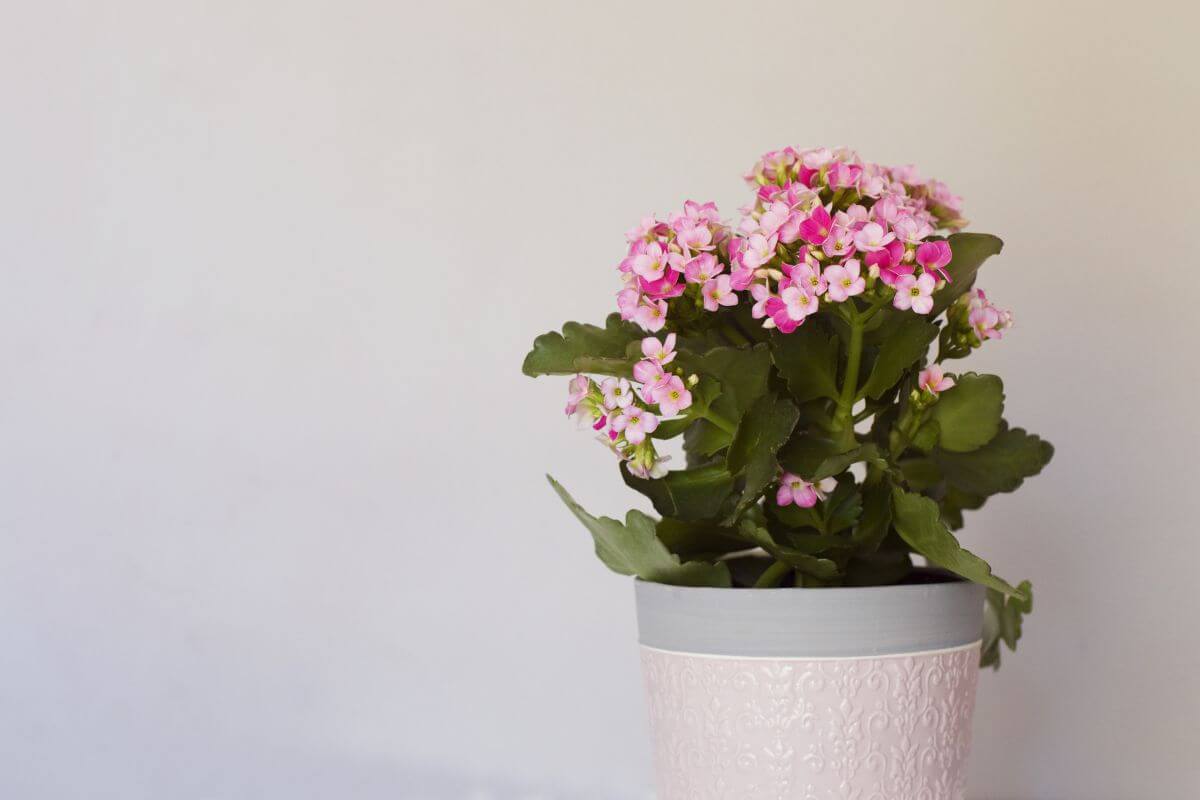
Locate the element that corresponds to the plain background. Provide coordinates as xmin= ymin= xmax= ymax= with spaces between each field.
xmin=2 ymin=1 xmax=1198 ymax=798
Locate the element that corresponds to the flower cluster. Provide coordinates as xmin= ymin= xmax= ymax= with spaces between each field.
xmin=938 ymin=288 xmax=1014 ymax=359
xmin=616 ymin=147 xmax=972 ymax=333
xmin=736 ymin=147 xmax=964 ymax=331
xmin=960 ymin=289 xmax=1013 ymax=342
xmin=564 ymin=334 xmax=695 ymax=479
xmin=617 ymin=201 xmax=733 ymax=332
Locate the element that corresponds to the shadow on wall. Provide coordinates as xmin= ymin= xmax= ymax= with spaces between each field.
xmin=400 ymin=760 xmax=651 ymax=800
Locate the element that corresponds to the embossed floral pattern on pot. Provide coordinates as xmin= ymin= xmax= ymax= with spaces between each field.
xmin=641 ymin=643 xmax=980 ymax=800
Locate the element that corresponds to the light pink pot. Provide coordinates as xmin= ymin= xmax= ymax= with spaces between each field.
xmin=635 ymin=575 xmax=985 ymax=800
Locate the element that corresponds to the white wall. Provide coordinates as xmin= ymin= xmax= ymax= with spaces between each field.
xmin=2 ymin=2 xmax=1198 ymax=798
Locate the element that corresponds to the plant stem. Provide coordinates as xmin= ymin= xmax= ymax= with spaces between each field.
xmin=719 ymin=322 xmax=751 ymax=347
xmin=728 ymin=315 xmax=759 ymax=344
xmin=754 ymin=559 xmax=793 ymax=588
xmin=889 ymin=407 xmax=927 ymax=459
xmin=832 ymin=306 xmax=865 ymax=448
xmin=701 ymin=408 xmax=737 ymax=435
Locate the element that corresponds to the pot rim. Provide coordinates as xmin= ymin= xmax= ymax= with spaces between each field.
xmin=633 ymin=565 xmax=965 ymax=594
xmin=634 ymin=570 xmax=986 ymax=659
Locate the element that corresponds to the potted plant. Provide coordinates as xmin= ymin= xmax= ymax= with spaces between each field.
xmin=522 ymin=146 xmax=1053 ymax=799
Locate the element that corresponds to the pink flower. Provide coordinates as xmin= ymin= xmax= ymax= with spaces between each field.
xmin=802 ymin=147 xmax=833 ymax=169
xmin=625 ymin=215 xmax=662 ymax=243
xmin=798 ymin=205 xmax=834 ymax=245
xmin=639 ymin=268 xmax=684 ymax=300
xmin=632 ymin=358 xmax=665 ymax=387
xmin=871 ymin=195 xmax=901 ymax=225
xmin=757 ymin=202 xmax=792 ymax=238
xmin=683 ymin=253 xmax=722 ymax=284
xmin=915 ymin=240 xmax=953 ymax=281
xmin=682 ymin=199 xmax=721 ymax=224
xmin=703 ymin=275 xmax=738 ymax=311
xmin=628 ymin=241 xmax=669 ymax=281
xmin=867 ymin=240 xmax=911 ymax=286
xmin=776 ymin=473 xmax=836 ymax=508
xmin=650 ymin=375 xmax=693 ymax=416
xmin=626 ymin=449 xmax=670 ymax=480
xmin=822 ymin=225 xmax=857 ymax=257
xmin=767 ymin=285 xmax=818 ymax=333
xmin=853 ymin=222 xmax=896 ymax=252
xmin=634 ymin=299 xmax=668 ymax=331
xmin=565 ymin=374 xmax=591 ymax=416
xmin=776 ymin=209 xmax=804 ymax=244
xmin=928 ymin=180 xmax=964 ymax=214
xmin=600 ymin=377 xmax=634 ymax=410
xmin=892 ymin=273 xmax=937 ymax=314
xmin=827 ymin=162 xmax=862 ymax=189
xmin=891 ymin=164 xmax=922 ymax=184
xmin=728 ymin=265 xmax=756 ymax=290
xmin=892 ymin=215 xmax=934 ymax=245
xmin=787 ymin=262 xmax=826 ymax=297
xmin=749 ymin=282 xmax=773 ymax=319
xmin=616 ymin=287 xmax=640 ymax=321
xmin=611 ymin=407 xmax=659 ymax=445
xmin=919 ymin=365 xmax=956 ymax=394
xmin=967 ymin=289 xmax=1013 ymax=340
xmin=836 ymin=205 xmax=869 ymax=228
xmin=641 ymin=333 xmax=677 ymax=365
xmin=858 ymin=168 xmax=886 ymax=197
xmin=823 ymin=259 xmax=865 ymax=302
xmin=738 ymin=233 xmax=777 ymax=270
xmin=676 ymin=222 xmax=714 ymax=254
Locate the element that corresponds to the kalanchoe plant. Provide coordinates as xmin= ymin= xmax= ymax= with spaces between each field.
xmin=523 ymin=146 xmax=1053 ymax=668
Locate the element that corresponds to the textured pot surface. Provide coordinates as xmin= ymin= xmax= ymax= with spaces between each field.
xmin=636 ymin=576 xmax=985 ymax=800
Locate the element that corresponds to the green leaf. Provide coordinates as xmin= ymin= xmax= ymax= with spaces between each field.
xmin=858 ymin=316 xmax=939 ymax=400
xmin=777 ymin=432 xmax=853 ymax=478
xmin=939 ymin=486 xmax=987 ymax=530
xmin=770 ymin=326 xmax=840 ymax=403
xmin=547 ymin=476 xmax=731 ymax=587
xmin=981 ymin=581 xmax=1033 ymax=669
xmin=725 ymin=392 xmax=801 ymax=522
xmin=852 ymin=481 xmax=892 ymax=552
xmin=928 ymin=372 xmax=1004 ymax=452
xmin=811 ymin=443 xmax=883 ymax=481
xmin=682 ymin=344 xmax=772 ymax=418
xmin=935 ymin=427 xmax=1055 ymax=495
xmin=768 ymin=498 xmax=825 ymax=531
xmin=656 ymin=517 xmax=750 ymax=560
xmin=844 ymin=544 xmax=914 ymax=586
xmin=522 ymin=314 xmax=641 ymax=377
xmin=897 ymin=457 xmax=943 ymax=490
xmin=622 ymin=463 xmax=734 ymax=522
xmin=664 ymin=381 xmax=726 ymax=450
xmin=739 ymin=520 xmax=841 ymax=579
xmin=823 ymin=478 xmax=863 ymax=535
xmin=650 ymin=416 xmax=693 ymax=440
xmin=683 ymin=419 xmax=732 ymax=462
xmin=727 ymin=392 xmax=801 ymax=474
xmin=890 ymin=487 xmax=1025 ymax=598
xmin=931 ymin=233 xmax=1005 ymax=315
xmin=910 ymin=419 xmax=941 ymax=454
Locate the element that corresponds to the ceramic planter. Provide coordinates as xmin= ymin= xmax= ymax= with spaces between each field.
xmin=636 ymin=573 xmax=985 ymax=799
